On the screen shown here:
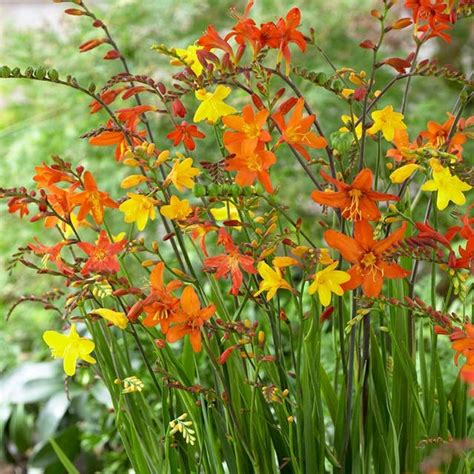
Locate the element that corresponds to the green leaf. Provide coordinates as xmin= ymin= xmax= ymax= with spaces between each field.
xmin=49 ymin=438 xmax=80 ymax=474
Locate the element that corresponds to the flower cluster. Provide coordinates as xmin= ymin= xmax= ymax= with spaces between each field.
xmin=1 ymin=0 xmax=473 ymax=471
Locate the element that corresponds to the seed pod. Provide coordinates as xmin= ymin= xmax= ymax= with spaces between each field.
xmin=0 ymin=65 xmax=11 ymax=77
xmin=35 ymin=67 xmax=46 ymax=80
xmin=47 ymin=69 xmax=59 ymax=81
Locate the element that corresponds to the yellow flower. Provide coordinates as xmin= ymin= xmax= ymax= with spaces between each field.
xmin=160 ymin=195 xmax=192 ymax=220
xmin=91 ymin=308 xmax=128 ymax=329
xmin=368 ymin=105 xmax=407 ymax=142
xmin=389 ymin=163 xmax=420 ymax=184
xmin=308 ymin=262 xmax=350 ymax=307
xmin=43 ymin=324 xmax=96 ymax=376
xmin=172 ymin=44 xmax=204 ymax=76
xmin=210 ymin=201 xmax=240 ymax=221
xmin=193 ymin=85 xmax=236 ymax=124
xmin=421 ymin=159 xmax=472 ymax=210
xmin=254 ymin=261 xmax=292 ymax=301
xmin=120 ymin=174 xmax=149 ymax=189
xmin=318 ymin=248 xmax=334 ymax=265
xmin=166 ymin=158 xmax=201 ymax=192
xmin=119 ymin=193 xmax=156 ymax=231
xmin=340 ymin=114 xmax=362 ymax=139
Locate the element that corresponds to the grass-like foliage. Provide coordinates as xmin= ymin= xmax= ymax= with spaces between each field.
xmin=1 ymin=0 xmax=473 ymax=472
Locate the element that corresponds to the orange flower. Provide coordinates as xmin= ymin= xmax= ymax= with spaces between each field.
xmin=89 ymin=121 xmax=146 ymax=161
xmin=33 ymin=163 xmax=76 ymax=188
xmin=71 ymin=171 xmax=118 ymax=225
xmin=204 ymin=229 xmax=256 ymax=295
xmin=311 ymin=168 xmax=399 ymax=221
xmin=226 ymin=144 xmax=276 ymax=193
xmin=166 ymin=121 xmax=205 ymax=151
xmin=77 ymin=230 xmax=127 ymax=275
xmin=386 ymin=129 xmax=418 ymax=162
xmin=420 ymin=113 xmax=467 ymax=157
xmin=451 ymin=324 xmax=474 ymax=378
xmin=43 ymin=185 xmax=77 ymax=229
xmin=311 ymin=168 xmax=400 ymax=221
xmin=142 ymin=262 xmax=182 ymax=332
xmin=272 ymin=98 xmax=327 ymax=161
xmin=261 ymin=8 xmax=306 ymax=73
xmin=324 ymin=220 xmax=409 ymax=297
xmin=222 ymin=104 xmax=271 ymax=154
xmin=166 ymin=286 xmax=216 ymax=352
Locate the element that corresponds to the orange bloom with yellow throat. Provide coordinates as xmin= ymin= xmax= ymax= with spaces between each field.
xmin=324 ymin=220 xmax=409 ymax=297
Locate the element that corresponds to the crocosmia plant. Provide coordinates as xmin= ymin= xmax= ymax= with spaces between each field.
xmin=1 ymin=0 xmax=474 ymax=472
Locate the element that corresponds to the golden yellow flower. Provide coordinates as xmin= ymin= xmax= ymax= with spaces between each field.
xmin=166 ymin=157 xmax=201 ymax=192
xmin=119 ymin=193 xmax=157 ymax=231
xmin=160 ymin=195 xmax=192 ymax=220
xmin=193 ymin=85 xmax=236 ymax=123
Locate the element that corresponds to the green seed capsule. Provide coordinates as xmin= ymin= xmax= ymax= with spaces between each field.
xmin=208 ymin=184 xmax=219 ymax=197
xmin=194 ymin=184 xmax=206 ymax=198
xmin=47 ymin=69 xmax=59 ymax=81
xmin=0 ymin=65 xmax=11 ymax=78
xmin=35 ymin=67 xmax=46 ymax=80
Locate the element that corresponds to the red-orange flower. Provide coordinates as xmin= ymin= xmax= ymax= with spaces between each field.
xmin=166 ymin=286 xmax=216 ymax=352
xmin=226 ymin=1 xmax=263 ymax=58
xmin=8 ymin=197 xmax=30 ymax=218
xmin=261 ymin=8 xmax=306 ymax=73
xmin=77 ymin=230 xmax=126 ymax=275
xmin=222 ymin=104 xmax=271 ymax=155
xmin=311 ymin=169 xmax=399 ymax=221
xmin=166 ymin=121 xmax=205 ymax=151
xmin=88 ymin=88 xmax=125 ymax=114
xmin=29 ymin=239 xmax=71 ymax=274
xmin=324 ymin=220 xmax=409 ymax=297
xmin=141 ymin=262 xmax=182 ymax=332
xmin=225 ymin=144 xmax=276 ymax=193
xmin=204 ymin=229 xmax=256 ymax=295
xmin=197 ymin=25 xmax=234 ymax=59
xmin=272 ymin=98 xmax=327 ymax=161
xmin=71 ymin=171 xmax=118 ymax=225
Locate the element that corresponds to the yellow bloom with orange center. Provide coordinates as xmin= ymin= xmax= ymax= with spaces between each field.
xmin=160 ymin=195 xmax=192 ymax=220
xmin=193 ymin=85 xmax=236 ymax=124
xmin=421 ymin=159 xmax=472 ymax=210
xmin=368 ymin=105 xmax=407 ymax=142
xmin=254 ymin=261 xmax=292 ymax=301
xmin=166 ymin=157 xmax=201 ymax=192
xmin=119 ymin=193 xmax=157 ymax=231
xmin=308 ymin=262 xmax=350 ymax=306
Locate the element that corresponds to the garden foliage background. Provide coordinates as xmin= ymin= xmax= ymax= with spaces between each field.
xmin=0 ymin=0 xmax=472 ymax=472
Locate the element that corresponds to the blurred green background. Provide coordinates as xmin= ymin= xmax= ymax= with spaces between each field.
xmin=0 ymin=0 xmax=471 ymax=471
